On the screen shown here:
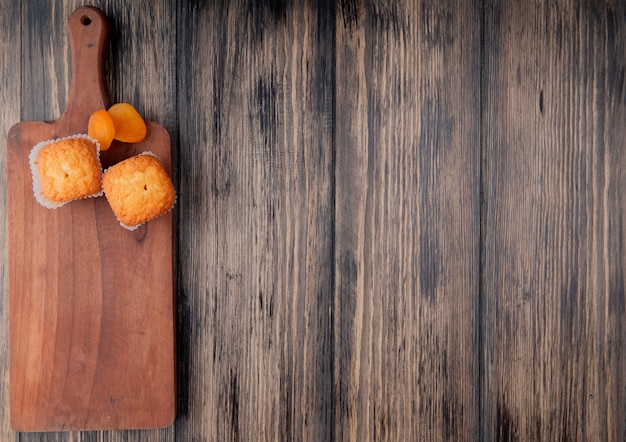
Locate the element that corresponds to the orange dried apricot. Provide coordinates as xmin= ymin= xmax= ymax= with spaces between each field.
xmin=107 ymin=103 xmax=147 ymax=143
xmin=87 ymin=109 xmax=115 ymax=151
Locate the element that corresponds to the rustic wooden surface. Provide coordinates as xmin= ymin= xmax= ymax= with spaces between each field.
xmin=334 ymin=0 xmax=480 ymax=440
xmin=482 ymin=1 xmax=626 ymax=440
xmin=0 ymin=0 xmax=624 ymax=441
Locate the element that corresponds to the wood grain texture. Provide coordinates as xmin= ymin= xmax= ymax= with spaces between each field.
xmin=334 ymin=0 xmax=480 ymax=440
xmin=11 ymin=0 xmax=178 ymax=437
xmin=482 ymin=0 xmax=626 ymax=440
xmin=8 ymin=2 xmax=176 ymax=438
xmin=1 ymin=0 xmax=626 ymax=440
xmin=0 ymin=1 xmax=20 ymax=441
xmin=175 ymin=1 xmax=334 ymax=440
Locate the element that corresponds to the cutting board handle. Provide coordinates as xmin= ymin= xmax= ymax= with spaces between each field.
xmin=63 ymin=6 xmax=111 ymax=123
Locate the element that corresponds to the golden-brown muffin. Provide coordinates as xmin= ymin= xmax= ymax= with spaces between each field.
xmin=102 ymin=152 xmax=175 ymax=230
xmin=29 ymin=134 xmax=103 ymax=208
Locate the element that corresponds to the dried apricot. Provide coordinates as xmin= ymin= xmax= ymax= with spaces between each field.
xmin=87 ymin=109 xmax=115 ymax=151
xmin=107 ymin=103 xmax=147 ymax=143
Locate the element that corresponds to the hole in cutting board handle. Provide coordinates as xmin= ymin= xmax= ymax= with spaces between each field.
xmin=63 ymin=6 xmax=112 ymax=121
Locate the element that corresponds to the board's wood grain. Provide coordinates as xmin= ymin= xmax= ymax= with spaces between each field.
xmin=13 ymin=0 xmax=178 ymax=439
xmin=175 ymin=1 xmax=335 ymax=440
xmin=98 ymin=3 xmax=178 ymax=441
xmin=482 ymin=1 xmax=626 ymax=440
xmin=16 ymin=2 xmax=177 ymax=441
xmin=8 ymin=3 xmax=176 ymax=436
xmin=334 ymin=0 xmax=481 ymax=440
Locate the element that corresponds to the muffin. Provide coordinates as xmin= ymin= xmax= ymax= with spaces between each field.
xmin=102 ymin=152 xmax=176 ymax=230
xmin=29 ymin=134 xmax=103 ymax=208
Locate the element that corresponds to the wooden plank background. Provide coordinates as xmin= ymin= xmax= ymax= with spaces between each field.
xmin=334 ymin=0 xmax=480 ymax=440
xmin=0 ymin=0 xmax=624 ymax=441
xmin=482 ymin=1 xmax=626 ymax=440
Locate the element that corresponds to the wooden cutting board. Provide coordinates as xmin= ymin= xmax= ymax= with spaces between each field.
xmin=6 ymin=6 xmax=175 ymax=431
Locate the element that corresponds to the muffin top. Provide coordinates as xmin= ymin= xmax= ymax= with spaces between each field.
xmin=31 ymin=135 xmax=102 ymax=207
xmin=102 ymin=152 xmax=175 ymax=229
